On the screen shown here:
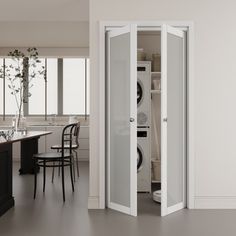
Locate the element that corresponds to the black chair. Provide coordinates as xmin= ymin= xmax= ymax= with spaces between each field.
xmin=51 ymin=122 xmax=80 ymax=182
xmin=33 ymin=122 xmax=80 ymax=202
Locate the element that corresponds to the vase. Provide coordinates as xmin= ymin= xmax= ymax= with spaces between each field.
xmin=13 ymin=112 xmax=27 ymax=133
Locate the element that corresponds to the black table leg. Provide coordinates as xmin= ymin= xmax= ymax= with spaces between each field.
xmin=0 ymin=143 xmax=15 ymax=216
xmin=19 ymin=137 xmax=40 ymax=175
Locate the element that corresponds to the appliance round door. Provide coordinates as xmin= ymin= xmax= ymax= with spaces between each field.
xmin=137 ymin=145 xmax=144 ymax=172
xmin=137 ymin=80 xmax=144 ymax=107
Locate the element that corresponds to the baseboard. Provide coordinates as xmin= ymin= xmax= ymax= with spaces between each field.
xmin=88 ymin=196 xmax=100 ymax=209
xmin=195 ymin=196 xmax=236 ymax=209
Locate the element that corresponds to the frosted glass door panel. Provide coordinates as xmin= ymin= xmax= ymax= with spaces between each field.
xmin=161 ymin=24 xmax=186 ymax=216
xmin=109 ymin=33 xmax=131 ymax=207
xmin=167 ymin=33 xmax=184 ymax=208
xmin=107 ymin=24 xmax=137 ymax=216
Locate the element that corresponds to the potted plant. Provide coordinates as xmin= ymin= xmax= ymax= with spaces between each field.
xmin=0 ymin=47 xmax=45 ymax=130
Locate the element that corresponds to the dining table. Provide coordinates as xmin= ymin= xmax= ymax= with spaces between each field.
xmin=0 ymin=130 xmax=52 ymax=217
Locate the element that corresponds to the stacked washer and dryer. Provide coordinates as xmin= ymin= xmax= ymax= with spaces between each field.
xmin=137 ymin=61 xmax=152 ymax=193
xmin=137 ymin=61 xmax=162 ymax=203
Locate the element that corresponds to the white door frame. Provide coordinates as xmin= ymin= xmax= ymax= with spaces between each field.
xmin=98 ymin=21 xmax=195 ymax=210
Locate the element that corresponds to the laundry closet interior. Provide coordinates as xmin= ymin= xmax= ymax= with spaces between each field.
xmin=136 ymin=30 xmax=162 ymax=210
xmin=105 ymin=23 xmax=188 ymax=217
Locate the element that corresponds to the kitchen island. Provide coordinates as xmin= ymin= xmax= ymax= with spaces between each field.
xmin=0 ymin=131 xmax=52 ymax=217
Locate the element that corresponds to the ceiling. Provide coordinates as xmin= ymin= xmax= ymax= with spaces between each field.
xmin=0 ymin=0 xmax=89 ymax=21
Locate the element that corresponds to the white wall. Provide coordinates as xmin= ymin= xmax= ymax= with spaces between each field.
xmin=0 ymin=0 xmax=89 ymax=21
xmin=89 ymin=0 xmax=236 ymax=208
xmin=0 ymin=21 xmax=89 ymax=56
xmin=0 ymin=0 xmax=89 ymax=55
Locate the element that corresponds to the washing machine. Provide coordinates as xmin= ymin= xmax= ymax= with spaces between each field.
xmin=137 ymin=128 xmax=151 ymax=192
xmin=137 ymin=61 xmax=151 ymax=127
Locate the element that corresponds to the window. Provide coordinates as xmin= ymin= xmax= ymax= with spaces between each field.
xmin=86 ymin=59 xmax=90 ymax=115
xmin=28 ymin=58 xmax=46 ymax=115
xmin=5 ymin=58 xmax=22 ymax=115
xmin=28 ymin=58 xmax=58 ymax=115
xmin=0 ymin=57 xmax=89 ymax=119
xmin=0 ymin=59 xmax=3 ymax=115
xmin=47 ymin=59 xmax=58 ymax=115
xmin=63 ymin=58 xmax=85 ymax=115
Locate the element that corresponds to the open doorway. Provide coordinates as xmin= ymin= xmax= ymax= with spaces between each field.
xmin=137 ymin=27 xmax=186 ymax=216
xmin=136 ymin=31 xmax=162 ymax=216
xmin=101 ymin=21 xmax=194 ymax=217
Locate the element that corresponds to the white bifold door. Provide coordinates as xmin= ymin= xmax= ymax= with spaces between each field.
xmin=106 ymin=24 xmax=137 ymax=216
xmin=106 ymin=23 xmax=186 ymax=217
xmin=161 ymin=24 xmax=186 ymax=216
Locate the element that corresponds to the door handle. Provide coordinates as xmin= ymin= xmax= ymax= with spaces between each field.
xmin=163 ymin=118 xmax=168 ymax=122
xmin=130 ymin=118 xmax=135 ymax=122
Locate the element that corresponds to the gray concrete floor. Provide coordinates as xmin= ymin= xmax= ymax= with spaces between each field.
xmin=0 ymin=162 xmax=236 ymax=236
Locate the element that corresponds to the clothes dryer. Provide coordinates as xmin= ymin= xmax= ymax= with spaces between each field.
xmin=137 ymin=128 xmax=151 ymax=192
xmin=137 ymin=61 xmax=151 ymax=128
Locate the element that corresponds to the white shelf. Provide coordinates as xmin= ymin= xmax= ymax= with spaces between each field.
xmin=152 ymin=180 xmax=161 ymax=183
xmin=151 ymin=71 xmax=161 ymax=76
xmin=151 ymin=90 xmax=161 ymax=94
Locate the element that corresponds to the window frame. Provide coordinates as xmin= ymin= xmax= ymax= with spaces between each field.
xmin=0 ymin=57 xmax=90 ymax=120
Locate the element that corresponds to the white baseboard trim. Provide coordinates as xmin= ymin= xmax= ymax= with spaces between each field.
xmin=195 ymin=196 xmax=236 ymax=209
xmin=88 ymin=196 xmax=100 ymax=209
